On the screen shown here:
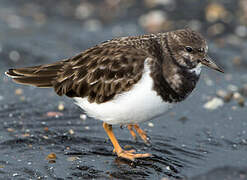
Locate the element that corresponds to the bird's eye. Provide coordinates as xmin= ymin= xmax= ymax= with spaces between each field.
xmin=185 ymin=46 xmax=193 ymax=52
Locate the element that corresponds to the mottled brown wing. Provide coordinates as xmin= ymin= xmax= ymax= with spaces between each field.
xmin=53 ymin=43 xmax=149 ymax=103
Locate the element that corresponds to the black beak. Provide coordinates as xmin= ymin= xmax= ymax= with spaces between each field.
xmin=200 ymin=55 xmax=224 ymax=73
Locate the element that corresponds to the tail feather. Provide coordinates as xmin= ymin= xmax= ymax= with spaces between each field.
xmin=5 ymin=61 xmax=66 ymax=88
xmin=11 ymin=76 xmax=55 ymax=87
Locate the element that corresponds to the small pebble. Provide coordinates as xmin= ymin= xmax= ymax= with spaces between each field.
xmin=46 ymin=153 xmax=56 ymax=160
xmin=232 ymin=92 xmax=245 ymax=107
xmin=46 ymin=112 xmax=63 ymax=118
xmin=68 ymin=129 xmax=74 ymax=135
xmin=148 ymin=122 xmax=154 ymax=127
xmin=13 ymin=173 xmax=19 ymax=177
xmin=237 ymin=97 xmax=245 ymax=107
xmin=223 ymin=92 xmax=233 ymax=102
xmin=22 ymin=133 xmax=30 ymax=137
xmin=7 ymin=128 xmax=15 ymax=132
xmin=58 ymin=102 xmax=65 ymax=111
xmin=80 ymin=114 xmax=87 ymax=120
xmin=43 ymin=136 xmax=49 ymax=139
xmin=203 ymin=97 xmax=224 ymax=110
xmin=216 ymin=89 xmax=227 ymax=98
xmin=216 ymin=89 xmax=233 ymax=102
xmin=67 ymin=156 xmax=79 ymax=162
xmin=233 ymin=92 xmax=241 ymax=100
xmin=15 ymin=88 xmax=23 ymax=95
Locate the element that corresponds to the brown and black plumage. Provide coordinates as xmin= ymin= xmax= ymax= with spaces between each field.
xmin=6 ymin=28 xmax=223 ymax=161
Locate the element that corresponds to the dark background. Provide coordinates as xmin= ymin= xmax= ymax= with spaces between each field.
xmin=0 ymin=0 xmax=247 ymax=179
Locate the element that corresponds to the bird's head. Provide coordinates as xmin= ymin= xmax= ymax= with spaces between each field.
xmin=165 ymin=28 xmax=224 ymax=74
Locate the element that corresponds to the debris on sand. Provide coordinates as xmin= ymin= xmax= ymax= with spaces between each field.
xmin=68 ymin=129 xmax=74 ymax=135
xmin=15 ymin=88 xmax=23 ymax=95
xmin=44 ymin=127 xmax=49 ymax=131
xmin=46 ymin=112 xmax=63 ymax=118
xmin=46 ymin=153 xmax=57 ymax=163
xmin=237 ymin=97 xmax=245 ymax=107
xmin=148 ymin=122 xmax=154 ymax=127
xmin=203 ymin=97 xmax=224 ymax=110
xmin=58 ymin=102 xmax=65 ymax=111
xmin=80 ymin=114 xmax=87 ymax=121
xmin=46 ymin=153 xmax=56 ymax=160
xmin=233 ymin=92 xmax=245 ymax=107
xmin=67 ymin=156 xmax=79 ymax=162
xmin=216 ymin=89 xmax=233 ymax=102
xmin=7 ymin=128 xmax=15 ymax=132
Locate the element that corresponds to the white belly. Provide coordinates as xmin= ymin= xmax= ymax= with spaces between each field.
xmin=74 ymin=61 xmax=173 ymax=125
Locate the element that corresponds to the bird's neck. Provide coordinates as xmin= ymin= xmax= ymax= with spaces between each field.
xmin=149 ymin=53 xmax=200 ymax=103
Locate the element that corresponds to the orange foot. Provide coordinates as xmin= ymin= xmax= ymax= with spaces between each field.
xmin=127 ymin=124 xmax=150 ymax=144
xmin=103 ymin=122 xmax=151 ymax=161
xmin=117 ymin=149 xmax=151 ymax=161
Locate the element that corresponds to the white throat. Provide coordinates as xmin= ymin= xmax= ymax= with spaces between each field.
xmin=189 ymin=63 xmax=202 ymax=76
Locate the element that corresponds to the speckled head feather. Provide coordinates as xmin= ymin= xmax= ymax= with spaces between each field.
xmin=5 ymin=28 xmax=222 ymax=104
xmin=163 ymin=28 xmax=207 ymax=69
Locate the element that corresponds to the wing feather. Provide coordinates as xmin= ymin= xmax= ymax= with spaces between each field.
xmin=6 ymin=41 xmax=150 ymax=103
xmin=53 ymin=43 xmax=149 ymax=103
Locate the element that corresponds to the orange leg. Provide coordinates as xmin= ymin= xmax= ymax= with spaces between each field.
xmin=127 ymin=124 xmax=150 ymax=144
xmin=134 ymin=124 xmax=149 ymax=144
xmin=103 ymin=122 xmax=151 ymax=161
xmin=127 ymin=124 xmax=137 ymax=141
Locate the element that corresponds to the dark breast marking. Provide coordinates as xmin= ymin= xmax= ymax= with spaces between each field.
xmin=148 ymin=38 xmax=184 ymax=103
xmin=149 ymin=37 xmax=199 ymax=103
xmin=178 ymin=69 xmax=200 ymax=98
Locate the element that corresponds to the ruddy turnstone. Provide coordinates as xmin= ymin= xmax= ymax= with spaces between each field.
xmin=5 ymin=28 xmax=224 ymax=161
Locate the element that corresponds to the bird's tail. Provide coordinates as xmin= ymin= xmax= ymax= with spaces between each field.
xmin=5 ymin=60 xmax=67 ymax=88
